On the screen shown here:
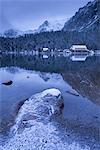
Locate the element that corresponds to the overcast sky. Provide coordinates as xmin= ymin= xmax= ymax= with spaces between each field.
xmin=0 ymin=0 xmax=91 ymax=32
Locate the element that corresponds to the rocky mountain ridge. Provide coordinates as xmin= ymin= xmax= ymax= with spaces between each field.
xmin=63 ymin=0 xmax=99 ymax=32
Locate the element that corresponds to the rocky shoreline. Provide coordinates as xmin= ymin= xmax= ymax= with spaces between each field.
xmin=0 ymin=89 xmax=99 ymax=150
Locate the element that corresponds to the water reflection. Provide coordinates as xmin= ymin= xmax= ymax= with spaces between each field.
xmin=0 ymin=68 xmax=69 ymax=133
xmin=0 ymin=53 xmax=100 ymax=135
xmin=1 ymin=53 xmax=100 ymax=72
xmin=70 ymin=54 xmax=88 ymax=61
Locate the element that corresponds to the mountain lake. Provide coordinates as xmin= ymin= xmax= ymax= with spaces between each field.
xmin=0 ymin=53 xmax=100 ymax=149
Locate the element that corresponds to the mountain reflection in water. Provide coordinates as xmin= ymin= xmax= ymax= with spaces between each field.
xmin=0 ymin=53 xmax=100 ymax=139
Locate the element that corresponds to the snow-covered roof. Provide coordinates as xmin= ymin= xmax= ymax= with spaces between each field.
xmin=71 ymin=45 xmax=87 ymax=48
xmin=43 ymin=47 xmax=49 ymax=50
xmin=43 ymin=48 xmax=49 ymax=51
xmin=70 ymin=45 xmax=87 ymax=50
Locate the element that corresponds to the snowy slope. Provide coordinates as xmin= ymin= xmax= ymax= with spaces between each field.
xmin=3 ymin=29 xmax=23 ymax=38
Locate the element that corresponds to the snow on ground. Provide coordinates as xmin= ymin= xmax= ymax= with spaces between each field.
xmin=0 ymin=121 xmax=90 ymax=150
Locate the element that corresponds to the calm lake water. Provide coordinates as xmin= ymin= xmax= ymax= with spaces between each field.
xmin=0 ymin=53 xmax=100 ymax=139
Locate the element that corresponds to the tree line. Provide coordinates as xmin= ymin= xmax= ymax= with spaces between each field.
xmin=0 ymin=30 xmax=99 ymax=52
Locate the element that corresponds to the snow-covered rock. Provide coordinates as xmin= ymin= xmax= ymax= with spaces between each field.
xmin=11 ymin=88 xmax=63 ymax=134
xmin=0 ymin=88 xmax=91 ymax=150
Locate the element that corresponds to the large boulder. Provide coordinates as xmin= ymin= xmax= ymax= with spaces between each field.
xmin=11 ymin=88 xmax=64 ymax=134
xmin=0 ymin=89 xmax=90 ymax=150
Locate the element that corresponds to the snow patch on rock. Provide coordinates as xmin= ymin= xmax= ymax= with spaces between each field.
xmin=41 ymin=88 xmax=61 ymax=97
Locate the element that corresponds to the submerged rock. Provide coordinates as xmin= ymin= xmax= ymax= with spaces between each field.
xmin=2 ymin=80 xmax=13 ymax=86
xmin=26 ymin=76 xmax=30 ymax=78
xmin=66 ymin=90 xmax=79 ymax=97
xmin=0 ymin=89 xmax=90 ymax=150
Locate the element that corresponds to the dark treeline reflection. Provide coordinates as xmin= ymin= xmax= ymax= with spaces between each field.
xmin=1 ymin=54 xmax=100 ymax=73
xmin=1 ymin=54 xmax=100 ymax=106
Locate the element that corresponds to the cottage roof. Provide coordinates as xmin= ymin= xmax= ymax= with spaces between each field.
xmin=70 ymin=45 xmax=87 ymax=50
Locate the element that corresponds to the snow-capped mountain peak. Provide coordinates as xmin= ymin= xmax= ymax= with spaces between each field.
xmin=36 ymin=20 xmax=50 ymax=32
xmin=36 ymin=19 xmax=67 ymax=33
xmin=1 ymin=19 xmax=67 ymax=37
